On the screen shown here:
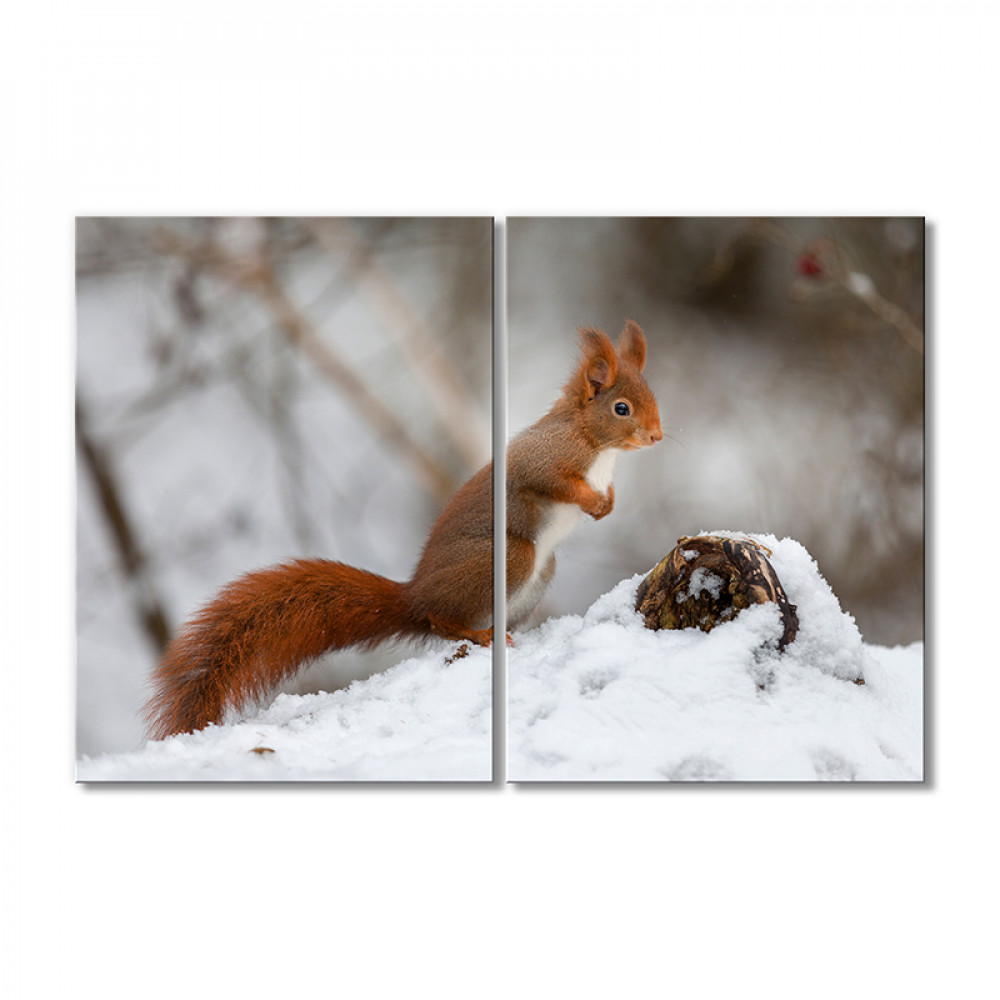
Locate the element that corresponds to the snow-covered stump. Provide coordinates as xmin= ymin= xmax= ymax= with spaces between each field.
xmin=635 ymin=533 xmax=866 ymax=692
xmin=635 ymin=534 xmax=801 ymax=653
xmin=507 ymin=532 xmax=916 ymax=781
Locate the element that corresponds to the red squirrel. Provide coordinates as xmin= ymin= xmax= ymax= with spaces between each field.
xmin=144 ymin=321 xmax=661 ymax=739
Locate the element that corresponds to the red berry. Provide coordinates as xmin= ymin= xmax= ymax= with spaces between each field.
xmin=796 ymin=251 xmax=824 ymax=277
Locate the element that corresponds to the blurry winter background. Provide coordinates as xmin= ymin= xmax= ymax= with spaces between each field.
xmin=76 ymin=217 xmax=493 ymax=757
xmin=508 ymin=217 xmax=924 ymax=648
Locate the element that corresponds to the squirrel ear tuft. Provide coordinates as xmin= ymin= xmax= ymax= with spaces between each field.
xmin=578 ymin=327 xmax=618 ymax=399
xmin=618 ymin=320 xmax=647 ymax=371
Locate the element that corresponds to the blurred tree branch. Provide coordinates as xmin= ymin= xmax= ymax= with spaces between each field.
xmin=305 ymin=218 xmax=491 ymax=469
xmin=151 ymin=223 xmax=461 ymax=508
xmin=76 ymin=394 xmax=172 ymax=653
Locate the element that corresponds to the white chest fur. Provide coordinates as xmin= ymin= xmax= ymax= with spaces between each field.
xmin=535 ymin=449 xmax=620 ymax=566
xmin=584 ymin=448 xmax=620 ymax=493
xmin=508 ymin=449 xmax=620 ymax=625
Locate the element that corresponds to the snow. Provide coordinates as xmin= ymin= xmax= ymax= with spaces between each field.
xmin=78 ymin=531 xmax=922 ymax=783
xmin=78 ymin=643 xmax=493 ymax=782
xmin=682 ymin=565 xmax=724 ymax=601
xmin=507 ymin=532 xmax=922 ymax=782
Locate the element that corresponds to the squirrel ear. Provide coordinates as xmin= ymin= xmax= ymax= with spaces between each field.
xmin=618 ymin=320 xmax=647 ymax=372
xmin=578 ymin=327 xmax=618 ymax=399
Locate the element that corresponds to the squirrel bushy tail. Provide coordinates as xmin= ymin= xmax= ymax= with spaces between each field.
xmin=144 ymin=560 xmax=424 ymax=739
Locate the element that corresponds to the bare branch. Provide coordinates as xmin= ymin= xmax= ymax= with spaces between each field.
xmin=76 ymin=394 xmax=172 ymax=653
xmin=151 ymin=224 xmax=460 ymax=508
xmin=306 ymin=218 xmax=491 ymax=468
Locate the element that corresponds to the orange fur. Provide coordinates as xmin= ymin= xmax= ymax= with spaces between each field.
xmin=144 ymin=561 xmax=432 ymax=739
xmin=506 ymin=321 xmax=662 ymax=626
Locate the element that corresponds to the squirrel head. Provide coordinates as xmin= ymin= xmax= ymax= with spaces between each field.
xmin=565 ymin=320 xmax=663 ymax=451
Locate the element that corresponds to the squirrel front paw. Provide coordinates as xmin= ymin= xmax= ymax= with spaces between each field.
xmin=585 ymin=484 xmax=615 ymax=520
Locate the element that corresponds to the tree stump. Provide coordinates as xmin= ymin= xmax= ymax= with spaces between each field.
xmin=635 ymin=535 xmax=799 ymax=650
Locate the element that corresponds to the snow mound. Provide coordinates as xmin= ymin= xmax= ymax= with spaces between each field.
xmin=78 ymin=644 xmax=492 ymax=782
xmin=507 ymin=532 xmax=923 ymax=782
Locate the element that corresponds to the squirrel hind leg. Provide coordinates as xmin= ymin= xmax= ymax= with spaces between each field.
xmin=506 ymin=540 xmax=556 ymax=632
xmin=406 ymin=547 xmax=494 ymax=645
xmin=427 ymin=614 xmax=495 ymax=647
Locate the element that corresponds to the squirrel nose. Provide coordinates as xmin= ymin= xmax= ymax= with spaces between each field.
xmin=650 ymin=425 xmax=663 ymax=444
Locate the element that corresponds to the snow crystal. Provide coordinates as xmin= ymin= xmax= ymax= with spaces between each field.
xmin=688 ymin=566 xmax=724 ymax=599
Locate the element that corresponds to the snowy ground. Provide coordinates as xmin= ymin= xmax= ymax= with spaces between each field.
xmin=77 ymin=643 xmax=494 ymax=782
xmin=508 ymin=532 xmax=923 ymax=782
xmin=77 ymin=533 xmax=922 ymax=783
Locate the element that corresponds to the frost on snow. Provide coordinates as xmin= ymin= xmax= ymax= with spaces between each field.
xmin=78 ymin=532 xmax=922 ymax=783
xmin=507 ymin=532 xmax=923 ymax=782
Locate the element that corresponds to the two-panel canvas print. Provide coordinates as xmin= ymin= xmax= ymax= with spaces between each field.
xmin=76 ymin=217 xmax=924 ymax=782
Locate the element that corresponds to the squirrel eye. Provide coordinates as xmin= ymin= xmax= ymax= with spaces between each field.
xmin=614 ymin=401 xmax=631 ymax=417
